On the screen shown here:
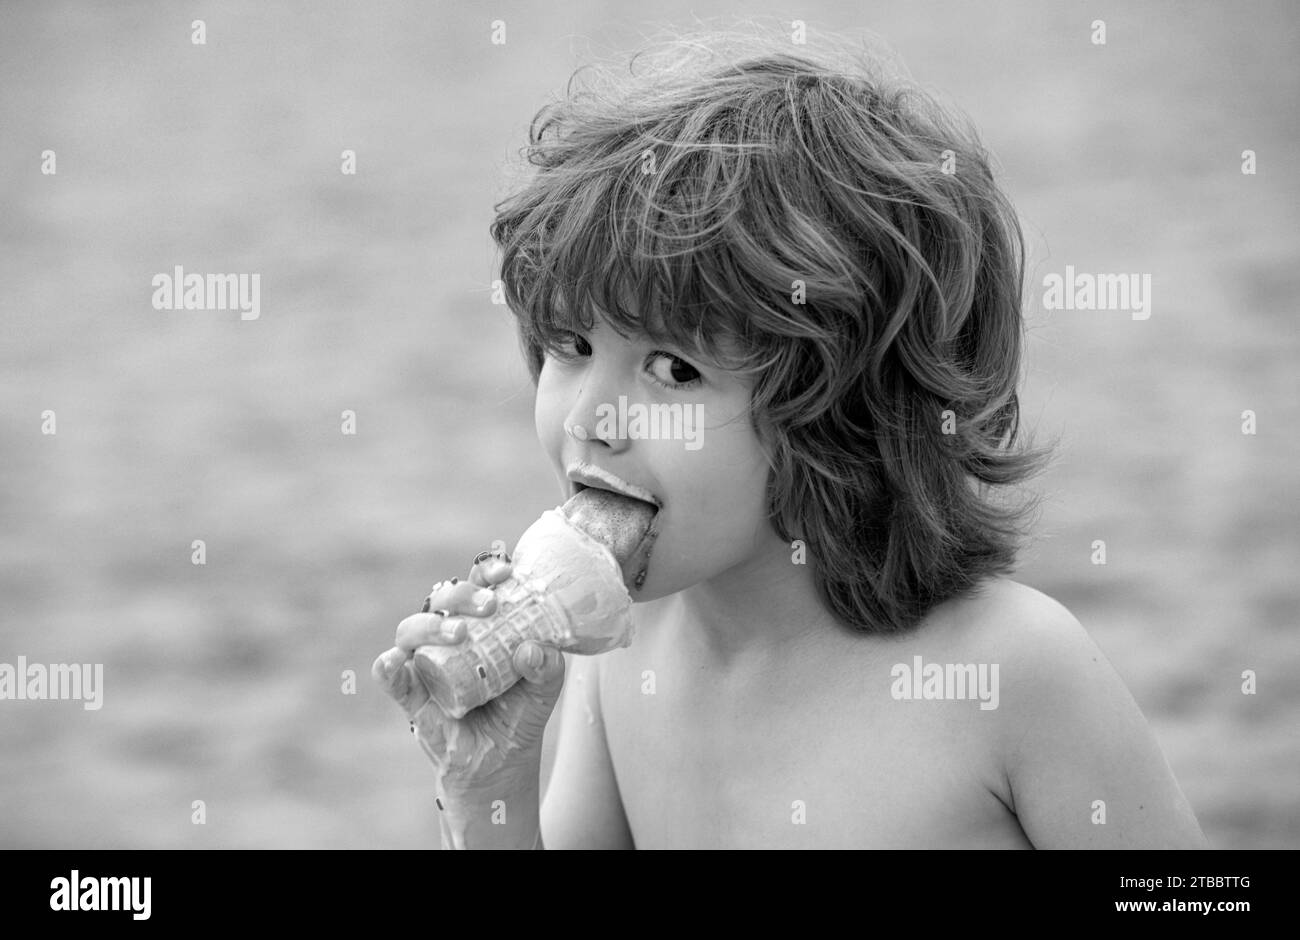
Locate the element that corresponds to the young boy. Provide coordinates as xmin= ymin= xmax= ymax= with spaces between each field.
xmin=372 ymin=31 xmax=1208 ymax=849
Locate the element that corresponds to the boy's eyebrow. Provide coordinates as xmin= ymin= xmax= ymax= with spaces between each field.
xmin=642 ymin=312 xmax=748 ymax=366
xmin=561 ymin=295 xmax=745 ymax=368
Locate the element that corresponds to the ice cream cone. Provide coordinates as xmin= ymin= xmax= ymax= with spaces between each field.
xmin=413 ymin=489 xmax=658 ymax=718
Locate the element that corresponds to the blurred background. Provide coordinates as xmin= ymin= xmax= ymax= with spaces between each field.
xmin=1 ymin=0 xmax=1296 ymax=849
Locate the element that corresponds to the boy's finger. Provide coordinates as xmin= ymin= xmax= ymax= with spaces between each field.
xmin=395 ymin=612 xmax=468 ymax=651
xmin=513 ymin=641 xmax=565 ymax=691
xmin=372 ymin=646 xmax=406 ymax=687
xmin=425 ymin=580 xmax=499 ymax=618
xmin=468 ymin=552 xmax=513 ymax=588
xmin=372 ymin=647 xmax=430 ymax=717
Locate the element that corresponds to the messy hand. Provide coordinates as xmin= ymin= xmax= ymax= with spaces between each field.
xmin=371 ymin=552 xmax=566 ymax=800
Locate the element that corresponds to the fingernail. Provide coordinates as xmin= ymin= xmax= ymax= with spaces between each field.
xmin=442 ymin=619 xmax=464 ymax=641
xmin=473 ymin=550 xmax=494 ymax=566
xmin=527 ymin=644 xmax=543 ymax=669
xmin=432 ymin=608 xmax=451 ymax=618
xmin=472 ymin=588 xmax=494 ymax=607
xmin=383 ymin=650 xmax=404 ymax=681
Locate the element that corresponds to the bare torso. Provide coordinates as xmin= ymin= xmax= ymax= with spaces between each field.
xmin=598 ymin=589 xmax=1035 ymax=849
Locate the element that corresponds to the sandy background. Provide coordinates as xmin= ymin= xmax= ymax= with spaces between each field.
xmin=1 ymin=0 xmax=1296 ymax=848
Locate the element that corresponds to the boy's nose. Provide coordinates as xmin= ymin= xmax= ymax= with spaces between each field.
xmin=564 ymin=420 xmax=594 ymax=442
xmin=564 ymin=382 xmax=632 ymax=450
xmin=563 ymin=410 xmax=629 ymax=450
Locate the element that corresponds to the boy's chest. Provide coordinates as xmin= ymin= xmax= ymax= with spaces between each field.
xmin=598 ymin=617 xmax=1030 ymax=849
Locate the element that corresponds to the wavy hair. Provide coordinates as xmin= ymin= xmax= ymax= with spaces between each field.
xmin=489 ymin=27 xmax=1050 ymax=635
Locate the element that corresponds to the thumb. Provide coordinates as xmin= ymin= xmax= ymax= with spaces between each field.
xmin=513 ymin=641 xmax=565 ymax=694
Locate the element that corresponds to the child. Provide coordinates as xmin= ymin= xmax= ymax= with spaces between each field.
xmin=372 ymin=30 xmax=1208 ymax=849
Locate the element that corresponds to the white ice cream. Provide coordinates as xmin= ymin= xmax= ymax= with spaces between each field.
xmin=509 ymin=507 xmax=637 ymax=654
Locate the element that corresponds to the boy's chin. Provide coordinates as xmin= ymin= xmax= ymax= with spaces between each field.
xmin=628 ymin=574 xmax=673 ymax=603
xmin=627 ymin=562 xmax=720 ymax=604
xmin=626 ymin=565 xmax=680 ymax=603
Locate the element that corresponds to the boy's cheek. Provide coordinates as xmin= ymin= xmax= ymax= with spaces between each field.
xmin=533 ymin=395 xmax=566 ymax=456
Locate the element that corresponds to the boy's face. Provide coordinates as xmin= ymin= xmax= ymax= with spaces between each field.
xmin=535 ymin=316 xmax=777 ymax=601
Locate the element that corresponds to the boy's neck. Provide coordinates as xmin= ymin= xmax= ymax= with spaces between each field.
xmin=667 ymin=531 xmax=842 ymax=669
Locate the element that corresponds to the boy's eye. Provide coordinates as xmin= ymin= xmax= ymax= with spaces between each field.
xmin=546 ymin=330 xmax=702 ymax=390
xmin=646 ymin=351 xmax=701 ymax=389
xmin=548 ymin=330 xmax=591 ymax=358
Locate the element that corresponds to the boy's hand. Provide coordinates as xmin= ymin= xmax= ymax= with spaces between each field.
xmin=371 ymin=553 xmax=567 ymax=802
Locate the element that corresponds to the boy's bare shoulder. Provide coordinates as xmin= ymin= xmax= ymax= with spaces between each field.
xmin=923 ymin=578 xmax=1111 ymax=737
xmin=927 ymin=579 xmax=1138 ymax=775
xmin=929 ymin=580 xmax=1208 ymax=847
xmin=926 ymin=578 xmax=1093 ymax=665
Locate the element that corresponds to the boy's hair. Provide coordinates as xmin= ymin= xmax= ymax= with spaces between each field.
xmin=489 ymin=27 xmax=1049 ymax=635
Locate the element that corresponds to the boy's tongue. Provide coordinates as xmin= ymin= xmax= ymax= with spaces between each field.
xmin=560 ymin=488 xmax=660 ymax=592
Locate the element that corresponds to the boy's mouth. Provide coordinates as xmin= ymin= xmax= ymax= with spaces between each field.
xmin=566 ymin=461 xmax=662 ymax=510
xmin=564 ymin=481 xmax=660 ymax=592
xmin=561 ymin=486 xmax=661 ymax=592
xmin=571 ymin=481 xmax=661 ymax=514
